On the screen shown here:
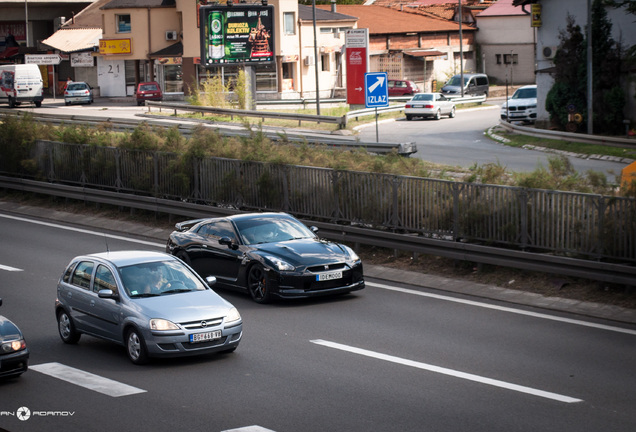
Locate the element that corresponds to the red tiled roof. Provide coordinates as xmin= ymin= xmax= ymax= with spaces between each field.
xmin=316 ymin=4 xmax=466 ymax=34
xmin=476 ymin=0 xmax=527 ymax=17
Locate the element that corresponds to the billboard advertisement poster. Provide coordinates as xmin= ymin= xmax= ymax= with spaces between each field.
xmin=200 ymin=5 xmax=275 ymax=67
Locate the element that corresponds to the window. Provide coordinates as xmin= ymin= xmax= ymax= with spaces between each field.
xmin=283 ymin=12 xmax=295 ymax=35
xmin=320 ymin=28 xmax=333 ymax=34
xmin=117 ymin=14 xmax=131 ymax=33
xmin=198 ymin=221 xmax=235 ymax=241
xmin=71 ymin=261 xmax=94 ymax=289
xmin=94 ymin=265 xmax=117 ymax=294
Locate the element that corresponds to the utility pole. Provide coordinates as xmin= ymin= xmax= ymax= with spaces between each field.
xmin=587 ymin=0 xmax=593 ymax=134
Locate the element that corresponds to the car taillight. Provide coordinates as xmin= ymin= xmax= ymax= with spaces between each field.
xmin=424 ymin=104 xmax=434 ymax=109
xmin=405 ymin=104 xmax=412 ymax=108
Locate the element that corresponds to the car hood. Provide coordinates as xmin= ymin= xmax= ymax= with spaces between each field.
xmin=0 ymin=315 xmax=23 ymax=341
xmin=254 ymin=238 xmax=351 ymax=266
xmin=130 ymin=290 xmax=234 ymax=323
xmin=503 ymin=97 xmax=536 ymax=108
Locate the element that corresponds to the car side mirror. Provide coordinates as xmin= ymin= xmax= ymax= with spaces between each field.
xmin=310 ymin=226 xmax=319 ymax=233
xmin=219 ymin=237 xmax=239 ymax=250
xmin=98 ymin=289 xmax=118 ymax=299
xmin=206 ymin=276 xmax=217 ymax=287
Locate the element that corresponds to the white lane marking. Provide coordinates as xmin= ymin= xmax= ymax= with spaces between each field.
xmin=222 ymin=427 xmax=277 ymax=432
xmin=0 ymin=264 xmax=23 ymax=271
xmin=311 ymin=340 xmax=582 ymax=404
xmin=0 ymin=213 xmax=164 ymax=248
xmin=30 ymin=362 xmax=146 ymax=397
xmin=367 ymin=281 xmax=636 ymax=336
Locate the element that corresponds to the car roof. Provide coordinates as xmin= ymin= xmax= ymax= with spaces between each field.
xmin=517 ymin=84 xmax=537 ymax=89
xmin=77 ymin=250 xmax=176 ymax=267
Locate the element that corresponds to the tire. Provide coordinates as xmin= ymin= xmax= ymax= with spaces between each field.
xmin=126 ymin=328 xmax=149 ymax=365
xmin=8 ymin=97 xmax=15 ymax=108
xmin=406 ymin=115 xmax=412 ymax=121
xmin=57 ymin=310 xmax=81 ymax=344
xmin=65 ymin=101 xmax=70 ymax=106
xmin=449 ymin=106 xmax=456 ymax=118
xmin=434 ymin=109 xmax=441 ymax=120
xmin=34 ymin=101 xmax=42 ymax=108
xmin=247 ymin=264 xmax=271 ymax=304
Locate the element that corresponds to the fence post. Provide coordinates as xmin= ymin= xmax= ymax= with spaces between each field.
xmin=519 ymin=189 xmax=529 ymax=249
xmin=452 ymin=182 xmax=460 ymax=241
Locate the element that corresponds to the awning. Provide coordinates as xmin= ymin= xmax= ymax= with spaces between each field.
xmin=149 ymin=42 xmax=183 ymax=58
xmin=404 ymin=50 xmax=447 ymax=58
xmin=0 ymin=47 xmax=19 ymax=59
xmin=41 ymin=28 xmax=102 ymax=53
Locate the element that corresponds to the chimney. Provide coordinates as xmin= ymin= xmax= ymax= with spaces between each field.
xmin=331 ymin=0 xmax=336 ymax=13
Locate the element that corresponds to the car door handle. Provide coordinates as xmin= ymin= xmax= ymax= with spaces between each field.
xmin=90 ymin=300 xmax=95 ymax=307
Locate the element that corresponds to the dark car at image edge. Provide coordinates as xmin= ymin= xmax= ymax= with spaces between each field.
xmin=0 ymin=298 xmax=29 ymax=379
xmin=166 ymin=212 xmax=365 ymax=303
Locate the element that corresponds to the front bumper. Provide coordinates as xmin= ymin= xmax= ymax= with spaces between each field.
xmin=0 ymin=348 xmax=29 ymax=378
xmin=270 ymin=263 xmax=365 ymax=299
xmin=143 ymin=324 xmax=242 ymax=358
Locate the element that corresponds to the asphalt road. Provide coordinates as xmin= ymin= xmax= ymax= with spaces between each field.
xmin=1 ymin=212 xmax=635 ymax=432
xmin=356 ymin=103 xmax=629 ymax=179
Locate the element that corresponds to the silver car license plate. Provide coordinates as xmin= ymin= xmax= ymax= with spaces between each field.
xmin=190 ymin=330 xmax=222 ymax=343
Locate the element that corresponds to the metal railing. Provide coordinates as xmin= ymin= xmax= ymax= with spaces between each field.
xmin=1 ymin=175 xmax=634 ymax=286
xmin=1 ymin=140 xmax=634 ymax=267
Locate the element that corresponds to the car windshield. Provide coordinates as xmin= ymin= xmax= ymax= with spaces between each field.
xmin=445 ymin=76 xmax=464 ymax=86
xmin=140 ymin=84 xmax=158 ymax=91
xmin=119 ymin=260 xmax=206 ymax=298
xmin=512 ymin=88 xmax=536 ymax=99
xmin=235 ymin=216 xmax=316 ymax=245
xmin=412 ymin=94 xmax=434 ymax=101
xmin=67 ymin=83 xmax=87 ymax=91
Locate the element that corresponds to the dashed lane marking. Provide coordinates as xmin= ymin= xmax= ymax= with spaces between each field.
xmin=311 ymin=339 xmax=583 ymax=404
xmin=30 ymin=362 xmax=146 ymax=397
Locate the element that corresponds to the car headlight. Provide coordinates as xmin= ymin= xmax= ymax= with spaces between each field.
xmin=150 ymin=318 xmax=180 ymax=331
xmin=265 ymin=255 xmax=295 ymax=271
xmin=225 ymin=307 xmax=241 ymax=324
xmin=1 ymin=339 xmax=26 ymax=353
xmin=529 ymin=104 xmax=537 ymax=108
xmin=342 ymin=245 xmax=361 ymax=264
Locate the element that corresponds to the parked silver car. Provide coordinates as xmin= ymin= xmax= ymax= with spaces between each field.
xmin=55 ymin=250 xmax=242 ymax=364
xmin=64 ymin=81 xmax=94 ymax=105
xmin=405 ymin=93 xmax=456 ymax=120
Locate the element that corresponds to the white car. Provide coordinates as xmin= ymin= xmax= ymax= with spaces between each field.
xmin=405 ymin=93 xmax=456 ymax=120
xmin=501 ymin=85 xmax=537 ymax=123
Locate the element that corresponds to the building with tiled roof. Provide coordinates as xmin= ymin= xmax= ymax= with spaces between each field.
xmin=473 ymin=0 xmax=535 ymax=86
xmin=318 ymin=3 xmax=479 ymax=92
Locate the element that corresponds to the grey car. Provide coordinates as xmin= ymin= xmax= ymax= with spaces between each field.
xmin=64 ymin=81 xmax=94 ymax=105
xmin=55 ymin=250 xmax=242 ymax=364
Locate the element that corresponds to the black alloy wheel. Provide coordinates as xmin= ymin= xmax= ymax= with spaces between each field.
xmin=247 ymin=264 xmax=271 ymax=304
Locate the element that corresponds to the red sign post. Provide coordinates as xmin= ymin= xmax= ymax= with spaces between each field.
xmin=345 ymin=29 xmax=369 ymax=106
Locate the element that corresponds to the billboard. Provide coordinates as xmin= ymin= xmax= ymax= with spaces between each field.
xmin=199 ymin=4 xmax=275 ymax=68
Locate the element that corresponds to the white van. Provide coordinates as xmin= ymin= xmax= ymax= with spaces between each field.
xmin=0 ymin=64 xmax=44 ymax=108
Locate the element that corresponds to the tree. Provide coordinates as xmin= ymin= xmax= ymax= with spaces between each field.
xmin=545 ymin=0 xmax=625 ymax=135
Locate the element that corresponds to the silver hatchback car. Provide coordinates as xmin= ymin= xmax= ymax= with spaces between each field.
xmin=55 ymin=250 xmax=242 ymax=364
xmin=64 ymin=81 xmax=94 ymax=105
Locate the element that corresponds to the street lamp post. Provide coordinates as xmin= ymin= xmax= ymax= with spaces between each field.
xmin=25 ymin=0 xmax=30 ymax=47
xmin=312 ymin=0 xmax=320 ymax=115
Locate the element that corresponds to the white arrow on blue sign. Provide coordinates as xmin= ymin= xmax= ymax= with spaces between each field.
xmin=364 ymin=72 xmax=389 ymax=109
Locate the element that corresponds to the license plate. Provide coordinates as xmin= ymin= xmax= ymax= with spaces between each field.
xmin=190 ymin=330 xmax=222 ymax=343
xmin=316 ymin=271 xmax=342 ymax=281
xmin=414 ymin=104 xmax=423 ymax=108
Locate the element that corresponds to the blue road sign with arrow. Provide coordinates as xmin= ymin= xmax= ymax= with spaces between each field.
xmin=365 ymin=72 xmax=388 ymax=109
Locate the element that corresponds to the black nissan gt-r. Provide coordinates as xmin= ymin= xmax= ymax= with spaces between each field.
xmin=166 ymin=212 xmax=364 ymax=303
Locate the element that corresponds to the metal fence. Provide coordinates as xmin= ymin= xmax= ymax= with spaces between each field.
xmin=3 ymin=140 xmax=635 ymax=264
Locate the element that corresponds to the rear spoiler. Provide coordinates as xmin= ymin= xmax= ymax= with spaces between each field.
xmin=174 ymin=218 xmax=207 ymax=232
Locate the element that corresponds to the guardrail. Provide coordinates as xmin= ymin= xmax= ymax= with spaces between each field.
xmin=498 ymin=120 xmax=636 ymax=149
xmin=0 ymin=109 xmax=417 ymax=156
xmin=146 ymin=101 xmax=348 ymax=129
xmin=1 ymin=175 xmax=634 ymax=287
